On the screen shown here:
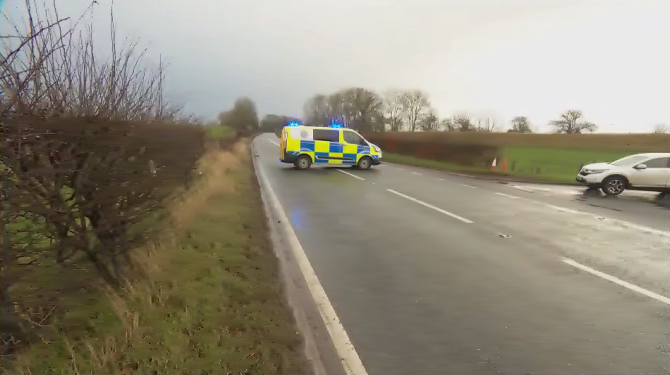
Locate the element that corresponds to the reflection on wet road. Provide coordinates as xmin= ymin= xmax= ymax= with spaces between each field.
xmin=255 ymin=134 xmax=669 ymax=375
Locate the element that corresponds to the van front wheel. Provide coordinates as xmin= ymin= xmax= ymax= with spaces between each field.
xmin=295 ymin=155 xmax=312 ymax=170
xmin=357 ymin=156 xmax=372 ymax=170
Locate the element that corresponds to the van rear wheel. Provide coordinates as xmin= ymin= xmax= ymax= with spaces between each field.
xmin=357 ymin=156 xmax=372 ymax=170
xmin=294 ymin=155 xmax=312 ymax=170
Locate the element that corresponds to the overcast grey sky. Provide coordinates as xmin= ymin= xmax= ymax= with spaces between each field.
xmin=4 ymin=0 xmax=669 ymax=132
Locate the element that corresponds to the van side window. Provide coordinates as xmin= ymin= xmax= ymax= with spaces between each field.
xmin=313 ymin=129 xmax=339 ymax=142
xmin=643 ymin=157 xmax=670 ymax=168
xmin=343 ymin=131 xmax=367 ymax=145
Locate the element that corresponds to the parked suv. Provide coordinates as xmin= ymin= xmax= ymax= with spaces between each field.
xmin=576 ymin=153 xmax=670 ymax=195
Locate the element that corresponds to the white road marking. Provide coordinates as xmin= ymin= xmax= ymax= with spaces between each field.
xmin=411 ymin=171 xmax=422 ymax=175
xmin=437 ymin=178 xmax=445 ymax=181
xmin=544 ymin=203 xmax=582 ymax=215
xmin=510 ymin=185 xmax=535 ymax=193
xmin=255 ymin=158 xmax=368 ymax=375
xmin=269 ymin=140 xmax=279 ymax=146
xmin=337 ymin=169 xmax=365 ymax=180
xmin=495 ymin=192 xmax=520 ymax=199
xmin=387 ymin=189 xmax=474 ymax=224
xmin=522 ymin=199 xmax=668 ymax=237
xmin=397 ymin=168 xmax=404 ymax=171
xmin=461 ymin=184 xmax=477 ymax=189
xmin=562 ymin=258 xmax=670 ymax=305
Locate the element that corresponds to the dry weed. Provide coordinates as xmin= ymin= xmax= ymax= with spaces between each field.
xmin=53 ymin=140 xmax=250 ymax=373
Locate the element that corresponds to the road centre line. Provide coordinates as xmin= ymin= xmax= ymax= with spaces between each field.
xmin=412 ymin=171 xmax=422 ymax=175
xmin=269 ymin=140 xmax=279 ymax=146
xmin=386 ymin=189 xmax=474 ymax=224
xmin=255 ymin=156 xmax=368 ymax=375
xmin=337 ymin=169 xmax=365 ymax=180
xmin=495 ymin=192 xmax=520 ymax=199
xmin=562 ymin=258 xmax=670 ymax=305
xmin=461 ymin=184 xmax=477 ymax=189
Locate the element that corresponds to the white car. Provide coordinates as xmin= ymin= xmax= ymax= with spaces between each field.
xmin=576 ymin=153 xmax=670 ymax=196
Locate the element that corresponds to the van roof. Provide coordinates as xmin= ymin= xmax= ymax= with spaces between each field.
xmin=286 ymin=125 xmax=358 ymax=131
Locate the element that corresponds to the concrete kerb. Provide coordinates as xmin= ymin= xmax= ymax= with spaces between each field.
xmin=250 ymin=139 xmax=350 ymax=375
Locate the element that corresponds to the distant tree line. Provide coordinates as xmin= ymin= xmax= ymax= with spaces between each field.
xmin=298 ymin=88 xmax=600 ymax=134
xmin=218 ymin=89 xmax=609 ymax=135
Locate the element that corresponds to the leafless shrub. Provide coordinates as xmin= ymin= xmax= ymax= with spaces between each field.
xmin=0 ymin=1 xmax=206 ymax=358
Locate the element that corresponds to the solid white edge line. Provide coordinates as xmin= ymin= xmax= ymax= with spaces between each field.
xmin=387 ymin=189 xmax=474 ymax=224
xmin=562 ymin=258 xmax=670 ymax=305
xmin=461 ymin=184 xmax=477 ymax=189
xmin=255 ymin=152 xmax=368 ymax=375
xmin=495 ymin=192 xmax=520 ymax=199
xmin=337 ymin=169 xmax=365 ymax=180
xmin=269 ymin=140 xmax=279 ymax=146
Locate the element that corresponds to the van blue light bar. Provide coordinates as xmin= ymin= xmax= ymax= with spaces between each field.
xmin=287 ymin=121 xmax=301 ymax=127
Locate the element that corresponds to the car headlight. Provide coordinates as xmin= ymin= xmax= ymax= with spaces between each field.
xmin=583 ymin=169 xmax=606 ymax=174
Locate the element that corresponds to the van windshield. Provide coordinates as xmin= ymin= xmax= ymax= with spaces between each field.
xmin=344 ymin=131 xmax=368 ymax=146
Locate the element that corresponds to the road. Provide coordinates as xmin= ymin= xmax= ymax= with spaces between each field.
xmin=254 ymin=134 xmax=670 ymax=375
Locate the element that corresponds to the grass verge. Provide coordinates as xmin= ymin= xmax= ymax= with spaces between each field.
xmin=7 ymin=140 xmax=308 ymax=374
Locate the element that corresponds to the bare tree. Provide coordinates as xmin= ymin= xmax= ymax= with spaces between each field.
xmin=653 ymin=124 xmax=668 ymax=134
xmin=338 ymin=87 xmax=383 ymax=132
xmin=382 ymin=90 xmax=405 ymax=131
xmin=400 ymin=90 xmax=430 ymax=132
xmin=419 ymin=110 xmax=439 ymax=131
xmin=509 ymin=116 xmax=532 ymax=133
xmin=440 ymin=118 xmax=455 ymax=131
xmin=549 ymin=110 xmax=597 ymax=134
xmin=475 ymin=118 xmax=500 ymax=132
xmin=453 ymin=113 xmax=474 ymax=131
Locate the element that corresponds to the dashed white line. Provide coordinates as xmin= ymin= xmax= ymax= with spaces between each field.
xmin=461 ymin=184 xmax=477 ymax=189
xmin=337 ymin=169 xmax=365 ymax=181
xmin=386 ymin=189 xmax=474 ymax=224
xmin=544 ymin=203 xmax=581 ymax=214
xmin=411 ymin=171 xmax=422 ymax=175
xmin=495 ymin=192 xmax=520 ymax=199
xmin=562 ymin=258 xmax=670 ymax=305
xmin=269 ymin=140 xmax=279 ymax=146
xmin=510 ymin=185 xmax=535 ymax=193
xmin=437 ymin=178 xmax=445 ymax=181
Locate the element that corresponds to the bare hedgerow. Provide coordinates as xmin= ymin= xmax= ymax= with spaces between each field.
xmin=1 ymin=1 xmax=206 ymax=357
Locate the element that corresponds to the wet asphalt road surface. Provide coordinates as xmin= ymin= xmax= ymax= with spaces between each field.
xmin=255 ymin=134 xmax=670 ymax=375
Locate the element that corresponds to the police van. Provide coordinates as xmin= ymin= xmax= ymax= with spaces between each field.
xmin=280 ymin=124 xmax=382 ymax=170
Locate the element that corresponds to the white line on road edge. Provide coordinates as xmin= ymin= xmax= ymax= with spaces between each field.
xmin=461 ymin=184 xmax=477 ymax=189
xmin=411 ymin=171 xmax=422 ymax=175
xmin=387 ymin=189 xmax=474 ymax=224
xmin=269 ymin=140 xmax=279 ymax=146
xmin=337 ymin=169 xmax=365 ymax=180
xmin=255 ymin=156 xmax=368 ymax=375
xmin=495 ymin=192 xmax=520 ymax=199
xmin=562 ymin=258 xmax=670 ymax=305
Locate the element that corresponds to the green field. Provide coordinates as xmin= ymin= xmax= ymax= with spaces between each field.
xmin=501 ymin=146 xmax=634 ymax=183
xmin=385 ymin=146 xmax=638 ymax=184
